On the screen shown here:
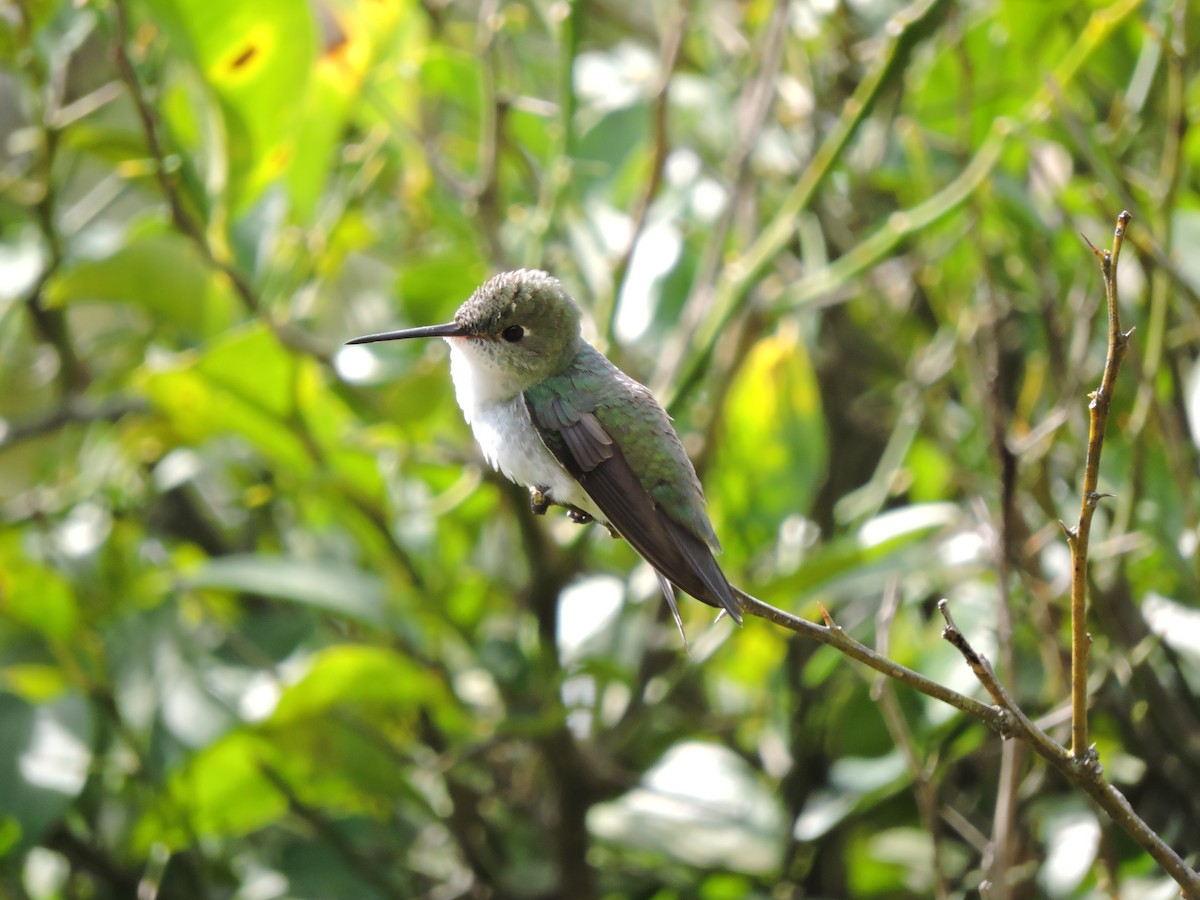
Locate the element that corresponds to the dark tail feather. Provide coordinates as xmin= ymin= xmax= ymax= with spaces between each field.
xmin=660 ymin=516 xmax=744 ymax=625
xmin=655 ymin=571 xmax=690 ymax=653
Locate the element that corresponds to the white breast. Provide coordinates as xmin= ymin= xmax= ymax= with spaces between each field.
xmin=446 ymin=339 xmax=602 ymax=520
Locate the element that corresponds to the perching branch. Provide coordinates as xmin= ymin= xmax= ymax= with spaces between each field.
xmin=741 ymin=587 xmax=1199 ymax=894
xmin=740 ymin=211 xmax=1200 ymax=892
xmin=1066 ymin=210 xmax=1133 ymax=760
xmin=794 ymin=214 xmax=1192 ymax=892
xmin=937 ymin=601 xmax=1200 ymax=895
xmin=738 ymin=594 xmax=1011 ymax=735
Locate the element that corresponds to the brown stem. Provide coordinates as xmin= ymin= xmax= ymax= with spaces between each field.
xmin=110 ymin=0 xmax=331 ymax=363
xmin=872 ymin=578 xmax=949 ymax=899
xmin=936 ymin=599 xmax=1200 ymax=894
xmin=606 ymin=0 xmax=692 ymax=343
xmin=738 ymin=593 xmax=1010 ymax=735
xmin=740 ymin=587 xmax=1199 ymax=892
xmin=111 ymin=1 xmax=257 ymax=314
xmin=1068 ymin=211 xmax=1133 ymax=759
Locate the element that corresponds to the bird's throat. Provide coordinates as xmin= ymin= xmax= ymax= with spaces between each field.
xmin=446 ymin=338 xmax=528 ymax=414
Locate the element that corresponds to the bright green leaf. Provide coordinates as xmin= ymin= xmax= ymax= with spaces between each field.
xmin=186 ymin=555 xmax=387 ymax=626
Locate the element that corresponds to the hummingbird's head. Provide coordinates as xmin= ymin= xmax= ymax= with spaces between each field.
xmin=348 ymin=269 xmax=585 ymax=399
xmin=451 ymin=269 xmax=583 ymax=382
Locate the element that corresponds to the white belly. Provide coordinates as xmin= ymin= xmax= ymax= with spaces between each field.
xmin=447 ymin=341 xmax=603 ymax=521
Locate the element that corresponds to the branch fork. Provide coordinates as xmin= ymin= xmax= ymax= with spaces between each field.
xmin=749 ymin=212 xmax=1198 ymax=893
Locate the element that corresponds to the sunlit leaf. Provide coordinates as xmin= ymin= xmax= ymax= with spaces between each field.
xmin=45 ymin=232 xmax=237 ymax=336
xmin=0 ymin=535 xmax=78 ymax=641
xmin=588 ymin=742 xmax=786 ymax=874
xmin=0 ymin=693 xmax=93 ymax=852
xmin=187 ymin=555 xmax=387 ymax=626
xmin=138 ymin=731 xmax=287 ymax=847
xmin=709 ymin=322 xmax=826 ymax=562
xmin=144 ymin=0 xmax=318 ymax=206
xmin=273 ymin=644 xmax=444 ymax=723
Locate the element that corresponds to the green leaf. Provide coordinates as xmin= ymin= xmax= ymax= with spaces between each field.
xmin=0 ymin=693 xmax=94 ymax=852
xmin=271 ymin=644 xmax=445 ymax=725
xmin=0 ymin=533 xmax=78 ymax=640
xmin=138 ymin=730 xmax=286 ymax=847
xmin=709 ymin=323 xmax=826 ymax=560
xmin=144 ymin=0 xmax=318 ymax=206
xmin=0 ymin=666 xmax=71 ymax=703
xmin=186 ymin=555 xmax=387 ymax=626
xmin=284 ymin=0 xmax=420 ymax=221
xmin=45 ymin=232 xmax=237 ymax=335
xmin=140 ymin=324 xmax=315 ymax=474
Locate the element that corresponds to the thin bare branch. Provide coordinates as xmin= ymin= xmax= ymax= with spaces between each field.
xmin=873 ymin=578 xmax=949 ymax=900
xmin=606 ymin=0 xmax=692 ymax=343
xmin=1069 ymin=210 xmax=1133 ymax=758
xmin=110 ymin=0 xmax=330 ymax=363
xmin=740 ymin=593 xmax=1010 ymax=735
xmin=936 ymin=598 xmax=1200 ymax=894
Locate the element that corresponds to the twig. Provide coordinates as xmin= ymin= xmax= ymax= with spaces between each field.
xmin=0 ymin=398 xmax=148 ymax=450
xmin=739 ymin=593 xmax=1011 ymax=734
xmin=605 ymin=0 xmax=692 ymax=342
xmin=936 ymin=599 xmax=1200 ymax=894
xmin=872 ymin=578 xmax=949 ymax=900
xmin=936 ymin=602 xmax=1063 ymax=776
xmin=1067 ymin=211 xmax=1133 ymax=759
xmin=665 ymin=0 xmax=1144 ymax=413
xmin=110 ymin=0 xmax=331 ymax=363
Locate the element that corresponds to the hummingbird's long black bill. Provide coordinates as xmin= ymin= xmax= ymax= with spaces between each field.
xmin=346 ymin=322 xmax=467 ymax=345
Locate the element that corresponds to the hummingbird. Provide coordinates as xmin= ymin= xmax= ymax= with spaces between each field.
xmin=348 ymin=269 xmax=743 ymax=637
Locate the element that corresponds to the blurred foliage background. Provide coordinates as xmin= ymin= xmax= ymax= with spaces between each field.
xmin=2 ymin=0 xmax=1199 ymax=896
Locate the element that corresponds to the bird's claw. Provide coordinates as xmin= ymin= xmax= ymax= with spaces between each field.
xmin=532 ymin=488 xmax=597 ymax=527
xmin=566 ymin=507 xmax=594 ymax=525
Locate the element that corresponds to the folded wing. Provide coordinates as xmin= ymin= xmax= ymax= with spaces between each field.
xmin=526 ymin=392 xmax=742 ymax=625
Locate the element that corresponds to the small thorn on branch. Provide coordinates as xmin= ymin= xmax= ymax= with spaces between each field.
xmin=1070 ymin=742 xmax=1102 ymax=776
xmin=937 ymin=601 xmax=980 ymax=665
xmin=938 ymin=600 xmax=1021 ymax=740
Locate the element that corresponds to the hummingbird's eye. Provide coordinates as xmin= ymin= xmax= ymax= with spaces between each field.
xmin=501 ymin=325 xmax=525 ymax=343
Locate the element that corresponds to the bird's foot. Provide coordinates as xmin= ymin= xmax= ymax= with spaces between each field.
xmin=566 ymin=506 xmax=594 ymax=525
xmin=530 ymin=486 xmax=551 ymax=516
xmin=531 ymin=489 xmax=598 ymax=527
